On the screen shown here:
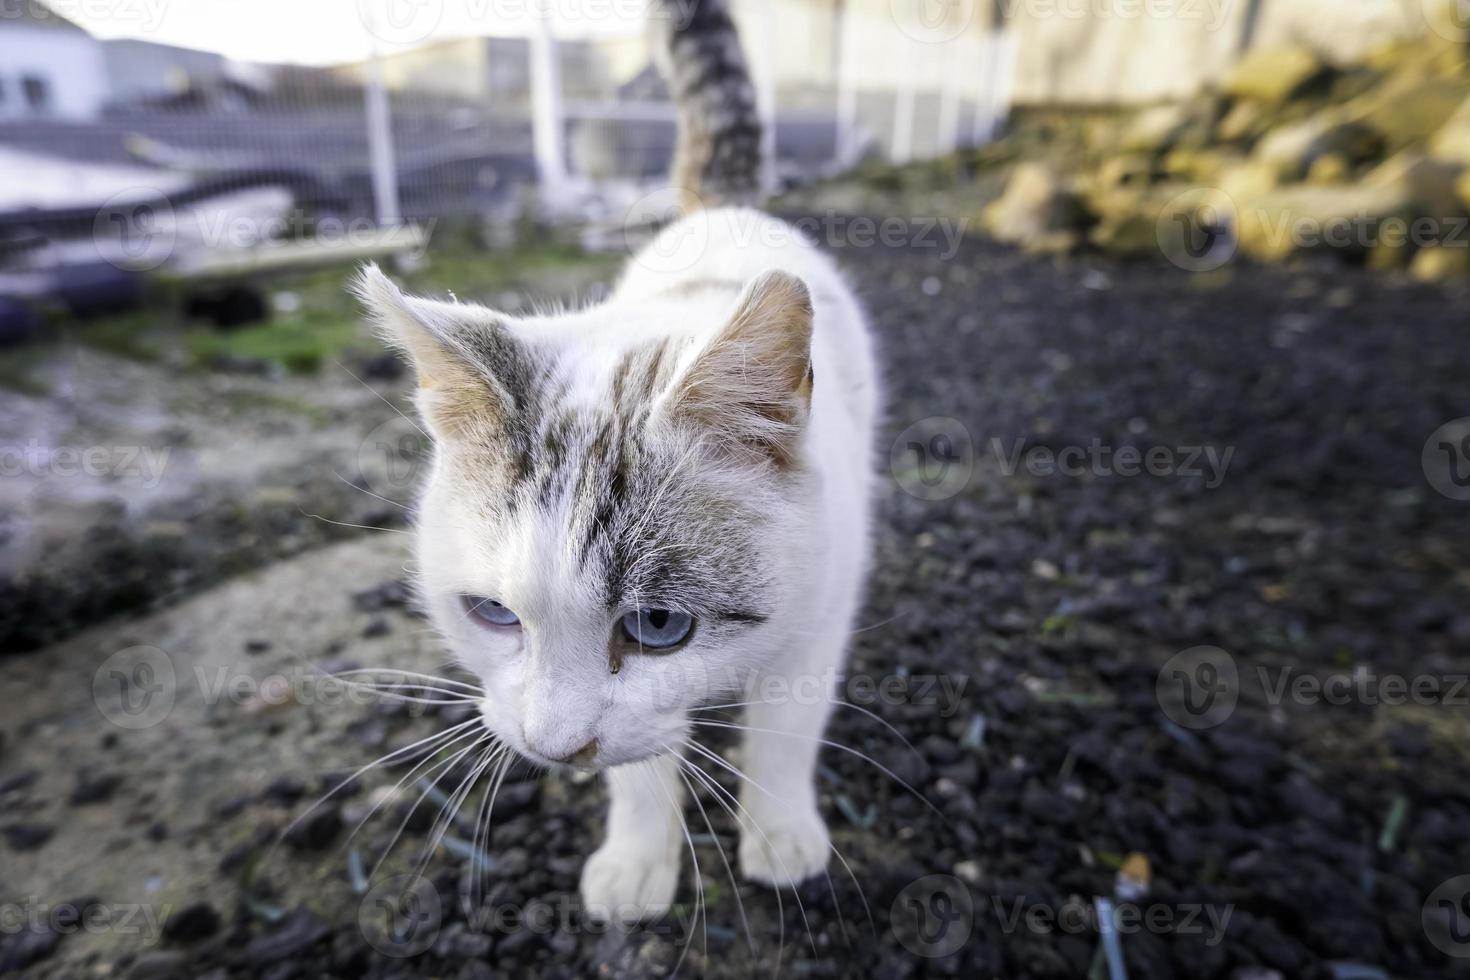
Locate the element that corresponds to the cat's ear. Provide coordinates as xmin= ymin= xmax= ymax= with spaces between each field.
xmin=665 ymin=270 xmax=814 ymax=465
xmin=354 ymin=264 xmax=527 ymax=441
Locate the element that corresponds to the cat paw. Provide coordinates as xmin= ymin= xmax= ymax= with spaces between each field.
xmin=580 ymin=841 xmax=680 ymax=922
xmin=739 ymin=808 xmax=830 ymax=888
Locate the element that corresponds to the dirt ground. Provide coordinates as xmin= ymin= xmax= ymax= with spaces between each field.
xmin=2 ymin=230 xmax=1470 ymax=979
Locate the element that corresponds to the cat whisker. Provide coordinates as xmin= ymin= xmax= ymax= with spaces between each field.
xmin=298 ymin=509 xmax=411 ymax=534
xmin=688 ymin=719 xmax=947 ymax=823
xmin=369 ymin=734 xmax=493 ymax=881
xmin=269 ymin=718 xmax=482 ymax=872
xmin=331 ymin=668 xmax=483 ymax=694
xmin=330 ymin=468 xmax=411 ymax=511
xmin=674 ymin=750 xmax=817 ymax=968
xmin=333 ymin=358 xmax=432 ymax=441
xmin=411 ymin=742 xmax=504 ymax=887
xmin=690 ymin=695 xmax=921 ymax=761
xmin=648 ymin=757 xmax=706 ymax=977
xmin=669 ymin=753 xmax=756 ymax=964
xmin=684 ymin=738 xmax=873 ymax=942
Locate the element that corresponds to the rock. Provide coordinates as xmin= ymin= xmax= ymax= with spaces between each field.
xmin=982 ymin=163 xmax=1095 ymax=254
xmin=3 ymin=822 xmax=53 ymax=851
xmin=1120 ymin=103 xmax=1192 ymax=153
xmin=1367 ymin=153 xmax=1465 ymax=217
xmin=128 ymin=950 xmax=188 ymax=979
xmin=1252 ymin=110 xmax=1382 ymax=182
xmin=1222 ymin=46 xmax=1329 ymax=104
xmin=242 ymin=908 xmax=330 ymax=965
xmin=70 ymin=769 xmax=123 ymax=805
xmin=283 ymin=805 xmax=343 ymax=851
xmin=1217 ymin=100 xmax=1269 ymax=143
xmin=0 ymin=925 xmax=61 ymax=973
xmin=1347 ymin=66 xmax=1467 ymax=152
xmin=1235 ymin=184 xmax=1412 ymax=262
xmin=163 ymin=902 xmax=222 ymax=943
xmin=352 ymin=579 xmax=411 ymax=612
xmin=1307 ymin=154 xmax=1352 ymax=184
xmin=1430 ymin=97 xmax=1470 ymax=165
xmin=1410 ymin=244 xmax=1470 ymax=281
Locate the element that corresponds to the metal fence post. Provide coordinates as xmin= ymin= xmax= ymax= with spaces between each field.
xmin=363 ymin=47 xmax=402 ymax=228
xmin=530 ymin=13 xmax=567 ymax=198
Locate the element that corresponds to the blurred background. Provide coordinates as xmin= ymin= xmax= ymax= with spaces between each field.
xmin=3 ymin=0 xmax=1470 ymax=978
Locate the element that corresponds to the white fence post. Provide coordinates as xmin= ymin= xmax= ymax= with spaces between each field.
xmin=834 ymin=5 xmax=860 ymax=167
xmin=363 ymin=48 xmax=401 ymax=228
xmin=891 ymin=66 xmax=916 ymax=163
xmin=530 ymin=13 xmax=567 ymax=198
xmin=755 ymin=0 xmax=779 ymax=191
xmin=935 ymin=34 xmax=962 ymax=155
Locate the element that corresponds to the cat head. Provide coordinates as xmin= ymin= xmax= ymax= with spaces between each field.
xmin=355 ymin=265 xmax=818 ymax=770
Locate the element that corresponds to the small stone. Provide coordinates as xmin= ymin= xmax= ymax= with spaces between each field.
xmin=362 ymin=618 xmax=391 ymax=638
xmin=3 ymin=822 xmax=53 ymax=851
xmin=70 ymin=770 xmax=123 ymax=805
xmin=284 ymin=806 xmax=343 ymax=851
xmin=162 ymin=902 xmax=222 ymax=943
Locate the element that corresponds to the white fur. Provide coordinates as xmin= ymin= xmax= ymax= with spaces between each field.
xmin=399 ymin=208 xmax=877 ymax=918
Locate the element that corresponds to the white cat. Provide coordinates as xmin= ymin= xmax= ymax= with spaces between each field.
xmin=354 ymin=0 xmax=877 ymax=923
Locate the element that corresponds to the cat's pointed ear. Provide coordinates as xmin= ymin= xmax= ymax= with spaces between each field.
xmin=665 ymin=270 xmax=814 ymax=465
xmin=353 ymin=264 xmax=527 ymax=441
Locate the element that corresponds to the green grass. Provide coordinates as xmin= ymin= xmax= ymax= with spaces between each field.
xmin=184 ymin=308 xmax=374 ymax=374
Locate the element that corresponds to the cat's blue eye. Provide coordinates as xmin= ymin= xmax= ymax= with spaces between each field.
xmin=620 ymin=608 xmax=694 ymax=649
xmin=462 ymin=595 xmax=520 ymax=628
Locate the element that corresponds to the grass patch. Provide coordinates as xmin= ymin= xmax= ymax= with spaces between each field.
xmin=184 ymin=308 xmax=375 ymax=374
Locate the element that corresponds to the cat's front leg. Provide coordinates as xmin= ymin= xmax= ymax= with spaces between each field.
xmin=735 ymin=654 xmax=837 ymax=888
xmin=580 ymin=754 xmax=685 ymax=921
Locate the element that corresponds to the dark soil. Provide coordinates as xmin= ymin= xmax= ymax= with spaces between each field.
xmin=3 ymin=233 xmax=1470 ymax=979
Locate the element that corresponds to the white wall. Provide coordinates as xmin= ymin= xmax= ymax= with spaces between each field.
xmin=0 ymin=24 xmax=108 ymax=120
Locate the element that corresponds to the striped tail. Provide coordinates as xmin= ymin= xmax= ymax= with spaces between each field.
xmin=650 ymin=0 xmax=764 ymax=211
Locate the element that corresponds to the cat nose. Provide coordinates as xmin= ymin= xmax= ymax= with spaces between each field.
xmin=554 ymin=739 xmax=599 ymax=767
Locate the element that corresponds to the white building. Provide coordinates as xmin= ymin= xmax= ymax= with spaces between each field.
xmin=0 ymin=4 xmax=108 ymax=120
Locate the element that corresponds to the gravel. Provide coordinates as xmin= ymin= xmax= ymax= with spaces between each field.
xmin=2 ymin=235 xmax=1469 ymax=978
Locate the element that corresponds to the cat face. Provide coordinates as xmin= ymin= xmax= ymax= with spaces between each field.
xmin=357 ymin=266 xmax=816 ymax=770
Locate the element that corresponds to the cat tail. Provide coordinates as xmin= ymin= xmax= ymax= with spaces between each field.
xmin=649 ymin=0 xmax=764 ymax=212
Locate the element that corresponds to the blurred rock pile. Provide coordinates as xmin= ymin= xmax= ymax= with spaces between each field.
xmin=983 ymin=21 xmax=1470 ymax=280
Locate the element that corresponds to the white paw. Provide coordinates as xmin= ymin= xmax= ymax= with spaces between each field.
xmin=580 ymin=840 xmax=681 ymax=923
xmin=738 ymin=806 xmax=830 ymax=888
